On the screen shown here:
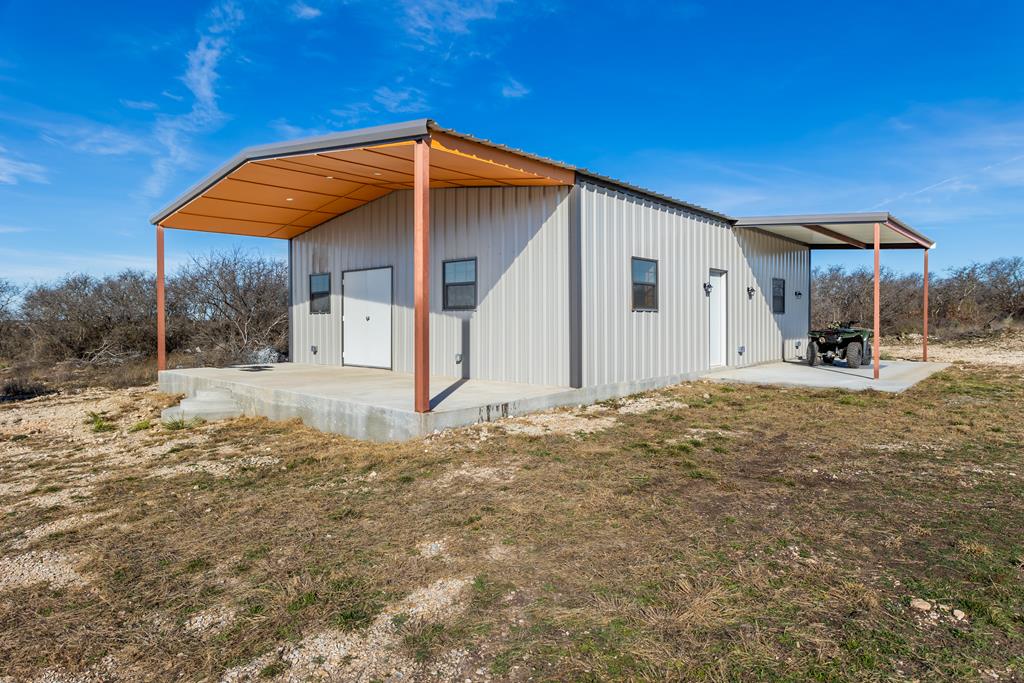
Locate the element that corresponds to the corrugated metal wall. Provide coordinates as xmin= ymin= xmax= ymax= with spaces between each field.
xmin=290 ymin=185 xmax=571 ymax=386
xmin=578 ymin=180 xmax=808 ymax=387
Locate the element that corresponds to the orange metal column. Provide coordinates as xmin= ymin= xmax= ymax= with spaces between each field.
xmin=872 ymin=222 xmax=881 ymax=380
xmin=156 ymin=225 xmax=167 ymax=372
xmin=923 ymin=249 xmax=929 ymax=362
xmin=413 ymin=138 xmax=431 ymax=413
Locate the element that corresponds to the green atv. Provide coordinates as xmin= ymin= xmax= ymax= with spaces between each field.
xmin=807 ymin=322 xmax=873 ymax=369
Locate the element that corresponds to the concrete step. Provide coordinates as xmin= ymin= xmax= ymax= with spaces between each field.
xmin=195 ymin=388 xmax=234 ymax=401
xmin=162 ymin=391 xmax=243 ymax=423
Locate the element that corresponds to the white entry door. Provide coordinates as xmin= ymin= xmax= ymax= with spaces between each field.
xmin=343 ymin=267 xmax=392 ymax=369
xmin=708 ymin=270 xmax=727 ymax=367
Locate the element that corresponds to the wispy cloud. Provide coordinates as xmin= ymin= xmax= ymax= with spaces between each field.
xmin=0 ymin=111 xmax=148 ymax=156
xmin=500 ymin=78 xmax=528 ymax=98
xmin=269 ymin=118 xmax=327 ymax=139
xmin=0 ymin=146 xmax=47 ymax=185
xmin=53 ymin=125 xmax=147 ymax=155
xmin=373 ymin=85 xmax=428 ymax=113
xmin=0 ymin=225 xmax=33 ymax=234
xmin=400 ymin=0 xmax=508 ymax=45
xmin=120 ymin=98 xmax=159 ymax=111
xmin=161 ymin=89 xmax=185 ymax=102
xmin=330 ymin=102 xmax=377 ymax=126
xmin=290 ymin=2 xmax=322 ymax=19
xmin=143 ymin=0 xmax=245 ymax=197
xmin=0 ymin=246 xmax=186 ymax=283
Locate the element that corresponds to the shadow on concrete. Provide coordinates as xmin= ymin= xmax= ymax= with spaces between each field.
xmin=431 ymin=378 xmax=468 ymax=409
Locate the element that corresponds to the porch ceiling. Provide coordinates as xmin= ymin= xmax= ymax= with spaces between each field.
xmin=734 ymin=212 xmax=935 ymax=250
xmin=152 ymin=122 xmax=575 ymax=239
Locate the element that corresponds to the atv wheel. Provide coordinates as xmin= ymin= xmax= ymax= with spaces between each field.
xmin=807 ymin=342 xmax=821 ymax=366
xmin=846 ymin=341 xmax=863 ymax=369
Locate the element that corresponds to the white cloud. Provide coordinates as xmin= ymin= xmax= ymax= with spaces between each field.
xmin=270 ymin=118 xmax=327 ymax=138
xmin=290 ymin=2 xmax=322 ymax=19
xmin=0 ymin=147 xmax=47 ymax=185
xmin=0 ymin=246 xmax=184 ymax=283
xmin=65 ymin=126 xmax=147 ymax=155
xmin=161 ymin=89 xmax=185 ymax=102
xmin=330 ymin=102 xmax=377 ymax=126
xmin=0 ymin=225 xmax=33 ymax=234
xmin=373 ymin=86 xmax=428 ymax=114
xmin=120 ymin=99 xmax=159 ymax=111
xmin=400 ymin=0 xmax=508 ymax=45
xmin=500 ymin=78 xmax=529 ymax=98
xmin=144 ymin=0 xmax=245 ymax=197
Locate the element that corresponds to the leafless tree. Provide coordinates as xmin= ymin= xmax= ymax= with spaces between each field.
xmin=0 ymin=278 xmax=22 ymax=359
xmin=19 ymin=271 xmax=156 ymax=364
xmin=169 ymin=249 xmax=288 ymax=365
xmin=813 ymin=258 xmax=1024 ymax=337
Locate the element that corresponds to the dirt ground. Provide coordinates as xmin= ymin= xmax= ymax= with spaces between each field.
xmin=1 ymin=340 xmax=1023 ymax=682
xmin=884 ymin=328 xmax=1024 ymax=366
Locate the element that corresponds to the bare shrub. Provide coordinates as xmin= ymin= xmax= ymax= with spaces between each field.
xmin=19 ymin=270 xmax=156 ymax=364
xmin=168 ymin=249 xmax=288 ymax=366
xmin=812 ymin=258 xmax=1024 ymax=337
xmin=0 ymin=278 xmax=21 ymax=360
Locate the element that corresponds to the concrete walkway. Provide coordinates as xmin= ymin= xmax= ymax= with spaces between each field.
xmin=704 ymin=359 xmax=950 ymax=393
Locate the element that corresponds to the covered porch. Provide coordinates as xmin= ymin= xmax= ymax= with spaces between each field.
xmin=735 ymin=212 xmax=937 ymax=381
xmin=151 ymin=119 xmax=576 ymax=419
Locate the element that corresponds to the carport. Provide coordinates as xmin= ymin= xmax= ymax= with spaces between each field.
xmin=733 ymin=212 xmax=936 ymax=380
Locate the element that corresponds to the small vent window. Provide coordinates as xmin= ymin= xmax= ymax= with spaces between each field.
xmin=631 ymin=258 xmax=658 ymax=311
xmin=310 ymin=273 xmax=331 ymax=314
xmin=443 ymin=258 xmax=477 ymax=311
xmin=772 ymin=278 xmax=785 ymax=314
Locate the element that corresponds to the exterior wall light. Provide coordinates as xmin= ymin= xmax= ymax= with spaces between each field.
xmin=746 ymin=286 xmax=756 ymax=299
xmin=703 ymin=282 xmax=713 ymax=296
xmin=795 ymin=290 xmax=803 ymax=299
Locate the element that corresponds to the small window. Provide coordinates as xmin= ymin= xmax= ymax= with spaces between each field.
xmin=631 ymin=257 xmax=658 ymax=311
xmin=772 ymin=278 xmax=785 ymax=314
xmin=310 ymin=273 xmax=331 ymax=314
xmin=443 ymin=258 xmax=477 ymax=310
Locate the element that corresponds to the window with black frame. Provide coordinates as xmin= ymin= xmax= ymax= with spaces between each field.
xmin=443 ymin=258 xmax=477 ymax=310
xmin=310 ymin=273 xmax=331 ymax=314
xmin=631 ymin=257 xmax=658 ymax=311
xmin=772 ymin=278 xmax=785 ymax=314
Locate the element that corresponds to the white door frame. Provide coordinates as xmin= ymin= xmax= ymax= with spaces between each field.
xmin=708 ymin=268 xmax=728 ymax=368
xmin=342 ymin=265 xmax=394 ymax=370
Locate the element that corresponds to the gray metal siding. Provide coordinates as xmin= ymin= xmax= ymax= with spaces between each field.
xmin=290 ymin=186 xmax=571 ymax=386
xmin=579 ymin=181 xmax=809 ymax=387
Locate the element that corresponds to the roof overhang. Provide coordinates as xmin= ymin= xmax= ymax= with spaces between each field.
xmin=151 ymin=119 xmax=576 ymax=239
xmin=733 ymin=212 xmax=934 ymax=250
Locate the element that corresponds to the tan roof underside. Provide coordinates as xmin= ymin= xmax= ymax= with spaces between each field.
xmin=158 ymin=132 xmax=575 ymax=239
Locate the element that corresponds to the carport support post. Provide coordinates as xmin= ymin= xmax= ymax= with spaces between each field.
xmin=156 ymin=225 xmax=166 ymax=372
xmin=413 ymin=137 xmax=431 ymax=413
xmin=923 ymin=249 xmax=929 ymax=361
xmin=873 ymin=222 xmax=881 ymax=380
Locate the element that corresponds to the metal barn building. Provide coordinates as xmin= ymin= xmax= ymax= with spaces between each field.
xmin=153 ymin=120 xmax=935 ymax=440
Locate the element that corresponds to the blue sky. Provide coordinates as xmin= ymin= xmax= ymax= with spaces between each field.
xmin=1 ymin=0 xmax=1022 ymax=283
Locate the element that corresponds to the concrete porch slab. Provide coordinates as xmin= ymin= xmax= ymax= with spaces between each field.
xmin=704 ymin=359 xmax=950 ymax=393
xmin=159 ymin=363 xmax=585 ymax=441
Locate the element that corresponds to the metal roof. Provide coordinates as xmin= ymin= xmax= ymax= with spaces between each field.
xmin=151 ymin=119 xmax=732 ymax=226
xmin=734 ymin=212 xmax=934 ymax=250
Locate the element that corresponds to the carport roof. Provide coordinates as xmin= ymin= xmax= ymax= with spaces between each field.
xmin=734 ymin=212 xmax=934 ymax=250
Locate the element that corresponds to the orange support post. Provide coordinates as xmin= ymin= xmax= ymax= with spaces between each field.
xmin=413 ymin=137 xmax=431 ymax=413
xmin=873 ymin=222 xmax=881 ymax=380
xmin=156 ymin=225 xmax=167 ymax=372
xmin=923 ymin=249 xmax=929 ymax=362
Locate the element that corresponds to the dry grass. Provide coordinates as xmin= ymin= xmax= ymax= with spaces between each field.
xmin=1 ymin=353 xmax=1023 ymax=681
